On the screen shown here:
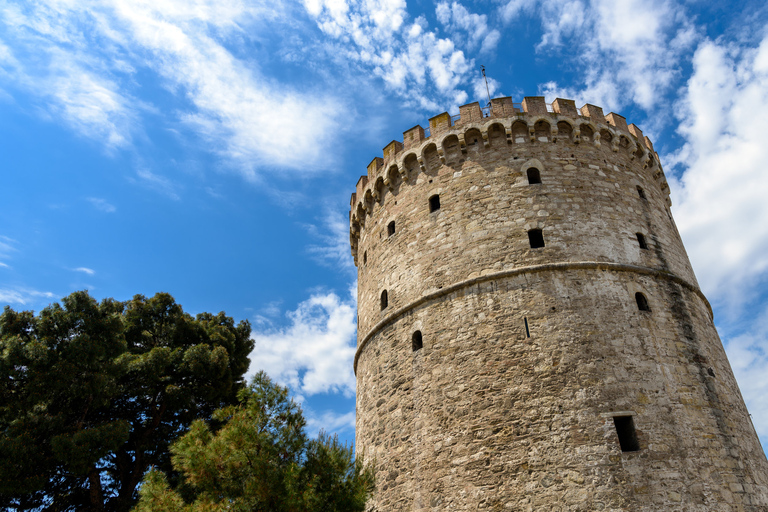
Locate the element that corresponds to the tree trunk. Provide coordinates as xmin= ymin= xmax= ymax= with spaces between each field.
xmin=88 ymin=467 xmax=103 ymax=512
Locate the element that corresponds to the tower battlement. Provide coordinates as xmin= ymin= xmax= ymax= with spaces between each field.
xmin=351 ymin=97 xmax=768 ymax=511
xmin=350 ymin=97 xmax=669 ymax=267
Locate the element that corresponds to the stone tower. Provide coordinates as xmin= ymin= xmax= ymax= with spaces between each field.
xmin=348 ymin=96 xmax=768 ymax=511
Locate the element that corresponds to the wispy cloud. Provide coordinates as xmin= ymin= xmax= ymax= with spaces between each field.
xmin=0 ymin=287 xmax=56 ymax=307
xmin=305 ymin=408 xmax=356 ymax=437
xmin=0 ymin=235 xmax=17 ymax=259
xmin=87 ymin=197 xmax=116 ymax=213
xmin=73 ymin=267 xmax=95 ymax=275
xmin=304 ymin=209 xmax=355 ymax=272
xmin=436 ymin=2 xmax=501 ymax=54
xmin=514 ymin=0 xmax=697 ymax=114
xmin=133 ymin=167 xmax=181 ymax=201
xmin=668 ymin=36 xmax=768 ymax=309
xmin=0 ymin=0 xmax=345 ymax=177
xmin=248 ymin=286 xmax=357 ymax=397
xmin=303 ymin=0 xmax=497 ymax=111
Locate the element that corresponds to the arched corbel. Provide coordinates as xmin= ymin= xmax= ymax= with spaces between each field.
xmin=551 ymin=125 xmax=559 ymax=143
xmin=528 ymin=125 xmax=536 ymax=142
xmin=593 ymin=131 xmax=601 ymax=148
xmin=417 ymin=155 xmax=426 ymax=172
xmin=481 ymin=128 xmax=490 ymax=148
xmin=572 ymin=128 xmax=581 ymax=144
xmin=628 ymin=142 xmax=638 ymax=159
xmin=458 ymin=133 xmax=467 ymax=154
xmin=437 ymin=146 xmax=446 ymax=164
xmin=504 ymin=126 xmax=513 ymax=144
xmin=398 ymin=163 xmax=409 ymax=184
xmin=611 ymin=137 xmax=620 ymax=152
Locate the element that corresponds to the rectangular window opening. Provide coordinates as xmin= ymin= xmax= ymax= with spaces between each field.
xmin=429 ymin=194 xmax=441 ymax=212
xmin=524 ymin=317 xmax=530 ymax=338
xmin=528 ymin=229 xmax=545 ymax=249
xmin=613 ymin=416 xmax=640 ymax=452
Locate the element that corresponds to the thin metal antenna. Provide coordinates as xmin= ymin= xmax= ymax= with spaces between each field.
xmin=481 ymin=65 xmax=492 ymax=108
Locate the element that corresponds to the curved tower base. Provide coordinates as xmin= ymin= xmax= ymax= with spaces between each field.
xmin=349 ymin=97 xmax=768 ymax=511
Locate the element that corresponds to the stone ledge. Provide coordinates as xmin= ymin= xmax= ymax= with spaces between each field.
xmin=354 ymin=261 xmax=712 ymax=374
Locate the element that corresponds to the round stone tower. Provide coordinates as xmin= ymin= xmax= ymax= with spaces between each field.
xmin=349 ymin=96 xmax=768 ymax=511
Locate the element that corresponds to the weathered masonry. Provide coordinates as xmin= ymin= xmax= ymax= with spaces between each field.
xmin=349 ymin=96 xmax=768 ymax=511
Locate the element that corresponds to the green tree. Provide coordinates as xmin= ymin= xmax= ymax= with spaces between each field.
xmin=134 ymin=372 xmax=374 ymax=512
xmin=0 ymin=291 xmax=253 ymax=512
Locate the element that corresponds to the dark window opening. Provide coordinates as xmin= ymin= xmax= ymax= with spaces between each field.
xmin=380 ymin=290 xmax=388 ymax=310
xmin=429 ymin=194 xmax=441 ymax=212
xmin=363 ymin=251 xmax=367 ymax=264
xmin=524 ymin=317 xmax=530 ymax=338
xmin=528 ymin=229 xmax=545 ymax=249
xmin=637 ymin=186 xmax=646 ymax=200
xmin=527 ymin=168 xmax=541 ymax=184
xmin=613 ymin=416 xmax=640 ymax=452
xmin=636 ymin=233 xmax=648 ymax=250
xmin=387 ymin=221 xmax=396 ymax=237
xmin=412 ymin=330 xmax=423 ymax=352
xmin=635 ymin=292 xmax=650 ymax=311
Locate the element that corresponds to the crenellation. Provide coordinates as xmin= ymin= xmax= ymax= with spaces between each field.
xmin=490 ymin=96 xmax=516 ymax=117
xmin=351 ymin=96 xmax=768 ymax=511
xmin=403 ymin=125 xmax=426 ymax=151
xmin=522 ymin=96 xmax=548 ymax=115
xmin=629 ymin=124 xmax=647 ymax=149
xmin=606 ymin=112 xmax=629 ymax=132
xmin=355 ymin=175 xmax=368 ymax=203
xmin=383 ymin=141 xmax=403 ymax=164
xmin=458 ymin=102 xmax=484 ymax=125
xmin=581 ymin=103 xmax=606 ymax=122
xmin=429 ymin=112 xmax=452 ymax=137
xmin=366 ymin=158 xmax=382 ymax=181
xmin=552 ymin=98 xmax=578 ymax=117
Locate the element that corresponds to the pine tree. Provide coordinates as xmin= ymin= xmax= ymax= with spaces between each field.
xmin=0 ymin=291 xmax=253 ymax=512
xmin=134 ymin=372 xmax=374 ymax=512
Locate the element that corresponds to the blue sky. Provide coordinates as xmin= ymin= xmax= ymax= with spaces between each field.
xmin=1 ymin=0 xmax=768 ymax=449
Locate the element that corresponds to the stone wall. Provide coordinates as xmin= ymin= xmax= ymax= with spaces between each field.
xmin=351 ymin=99 xmax=768 ymax=511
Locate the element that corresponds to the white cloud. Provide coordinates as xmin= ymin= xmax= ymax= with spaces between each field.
xmin=305 ymin=408 xmax=356 ymax=437
xmin=248 ymin=286 xmax=358 ymax=396
xmin=0 ymin=287 xmax=56 ymax=307
xmin=0 ymin=0 xmax=345 ymax=177
xmin=0 ymin=262 xmax=9 ymax=268
xmin=668 ymin=36 xmax=768 ymax=308
xmin=87 ymin=197 xmax=116 ymax=213
xmin=132 ymin=168 xmax=181 ymax=201
xmin=303 ymin=0 xmax=479 ymax=112
xmin=0 ymin=235 xmax=17 ymax=259
xmin=519 ymin=0 xmax=697 ymax=114
xmin=304 ymin=209 xmax=356 ymax=271
xmin=73 ymin=267 xmax=95 ymax=275
xmin=436 ymin=2 xmax=501 ymax=54
xmin=722 ymin=305 xmax=768 ymax=440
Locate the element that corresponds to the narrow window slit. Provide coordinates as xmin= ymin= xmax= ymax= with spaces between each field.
xmin=637 ymin=186 xmax=647 ymax=200
xmin=636 ymin=233 xmax=648 ymax=249
xmin=613 ymin=416 xmax=640 ymax=452
xmin=412 ymin=330 xmax=423 ymax=352
xmin=429 ymin=194 xmax=441 ymax=212
xmin=528 ymin=229 xmax=545 ymax=249
xmin=635 ymin=292 xmax=650 ymax=311
xmin=388 ymin=221 xmax=396 ymax=237
xmin=527 ymin=168 xmax=541 ymax=184
xmin=524 ymin=317 xmax=530 ymax=338
xmin=363 ymin=251 xmax=367 ymax=264
xmin=380 ymin=290 xmax=388 ymax=310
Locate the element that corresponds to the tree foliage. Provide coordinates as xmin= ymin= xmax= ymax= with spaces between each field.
xmin=134 ymin=372 xmax=374 ymax=512
xmin=0 ymin=291 xmax=253 ymax=512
